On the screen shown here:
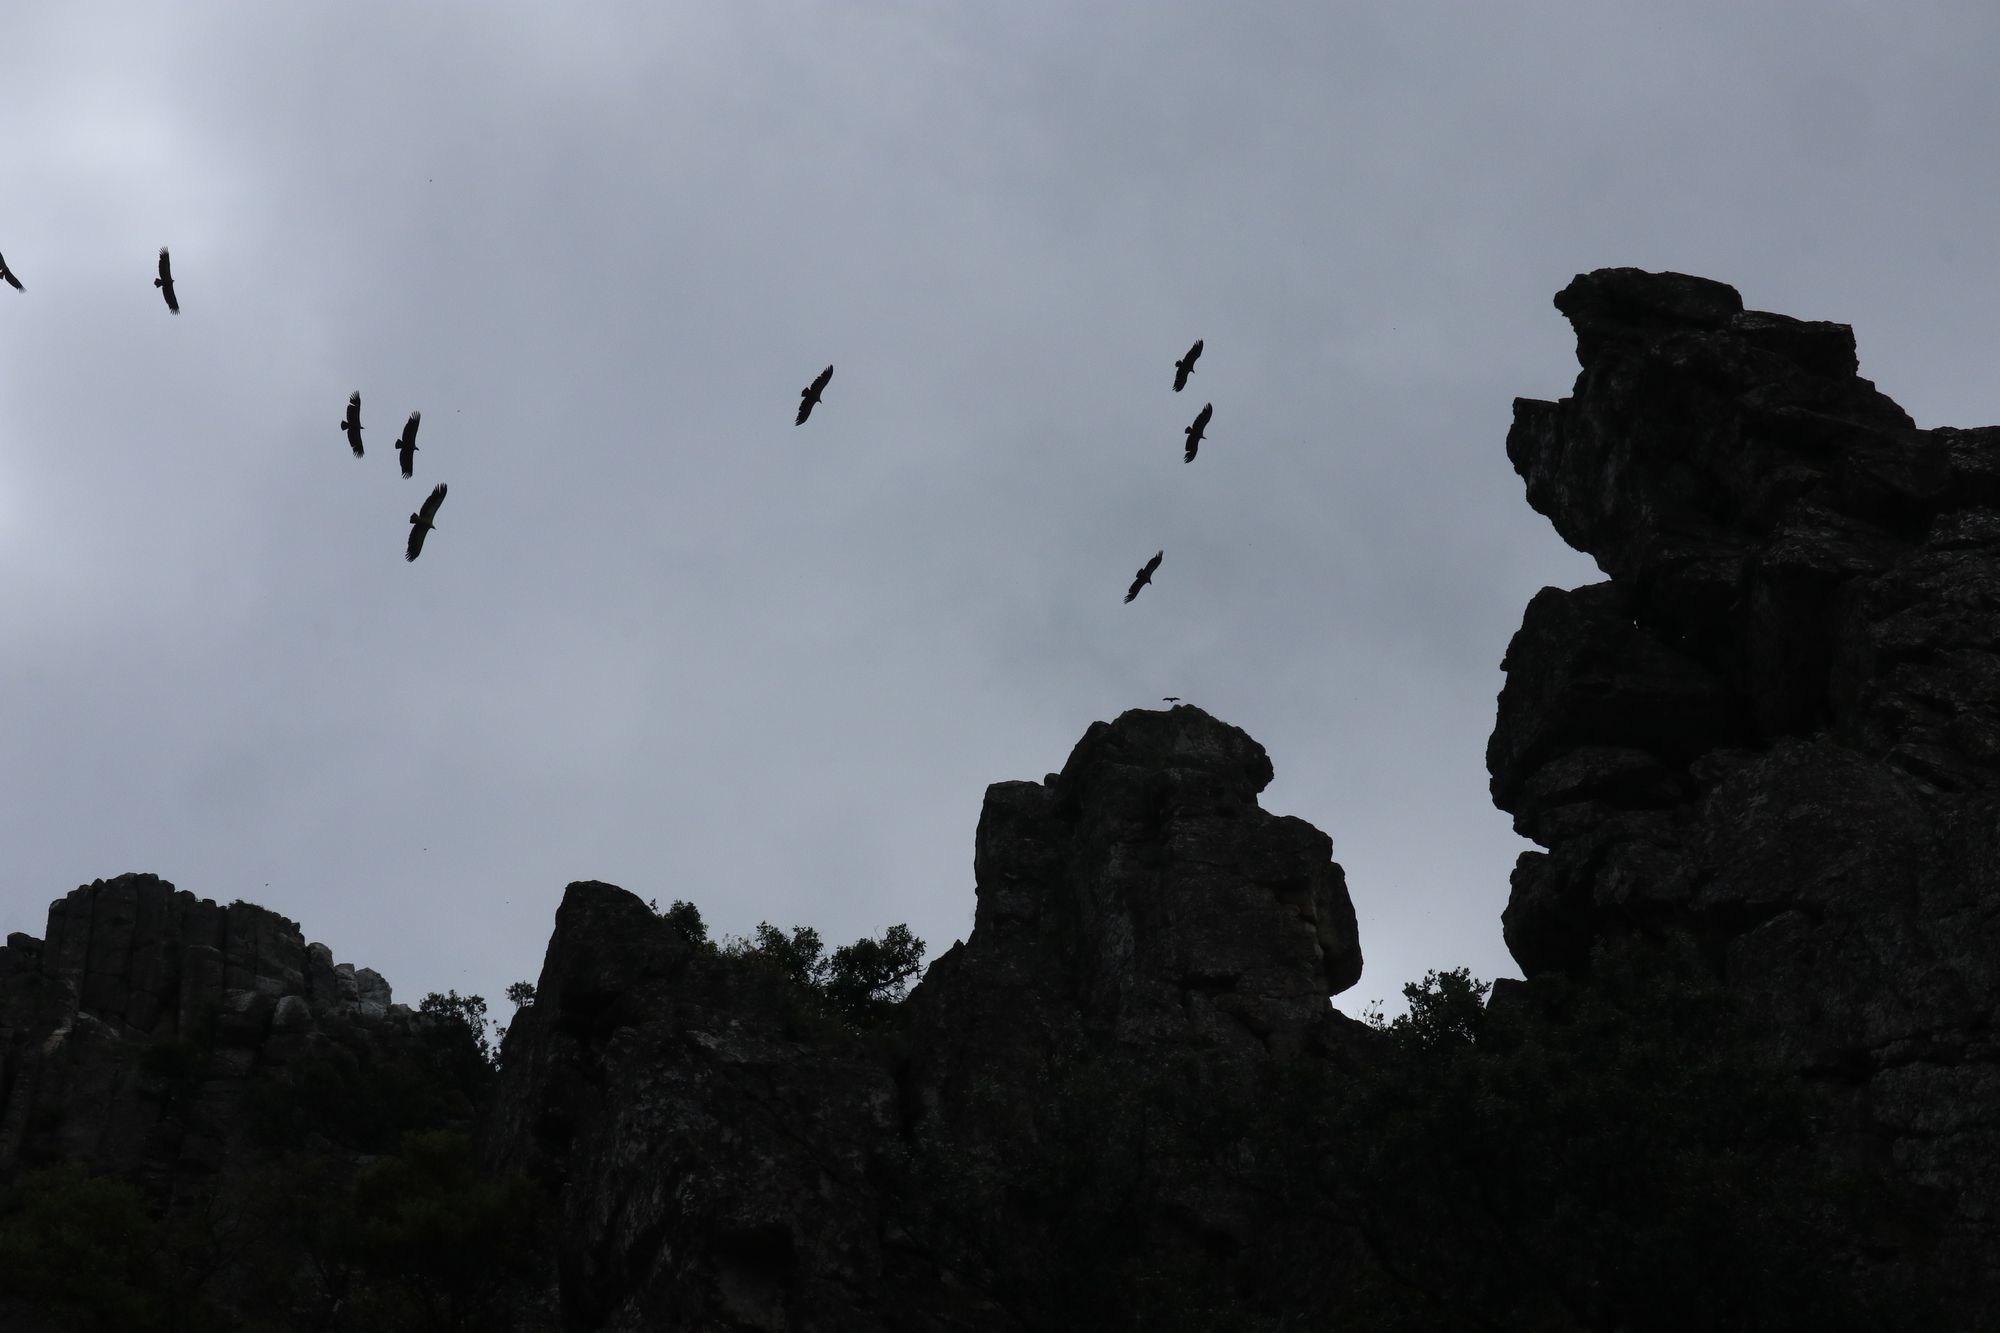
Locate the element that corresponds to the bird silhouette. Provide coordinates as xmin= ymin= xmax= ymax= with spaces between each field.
xmin=1173 ymin=339 xmax=1202 ymax=392
xmin=0 ymin=251 xmax=22 ymax=292
xmin=395 ymin=411 xmax=421 ymax=478
xmin=1162 ymin=696 xmax=1181 ymax=704
xmin=796 ymin=364 xmax=833 ymax=425
xmin=1183 ymin=402 xmax=1212 ymax=463
xmin=154 ymin=248 xmax=179 ymax=314
xmin=406 ymin=482 xmax=447 ymax=561
xmin=342 ymin=393 xmax=364 ymax=457
xmin=1125 ymin=550 xmax=1163 ymax=603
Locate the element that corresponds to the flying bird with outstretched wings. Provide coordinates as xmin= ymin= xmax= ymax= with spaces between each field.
xmin=1183 ymin=402 xmax=1212 ymax=463
xmin=796 ymin=364 xmax=833 ymax=425
xmin=1125 ymin=550 xmax=1163 ymax=603
xmin=395 ymin=411 xmax=421 ymax=478
xmin=154 ymin=248 xmax=179 ymax=313
xmin=1173 ymin=339 xmax=1202 ymax=392
xmin=342 ymin=393 xmax=364 ymax=457
xmin=0 ymin=251 xmax=22 ymax=292
xmin=406 ymin=483 xmax=447 ymax=561
xmin=1162 ymin=697 xmax=1181 ymax=704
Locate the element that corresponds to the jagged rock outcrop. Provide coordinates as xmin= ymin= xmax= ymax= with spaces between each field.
xmin=900 ymin=704 xmax=1358 ymax=1146
xmin=1494 ymin=267 xmax=2000 ymax=1297
xmin=0 ymin=873 xmax=419 ymax=1196
xmin=486 ymin=705 xmax=1362 ymax=1331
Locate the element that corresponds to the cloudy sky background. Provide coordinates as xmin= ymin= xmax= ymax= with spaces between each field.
xmin=4 ymin=3 xmax=1994 ymax=1022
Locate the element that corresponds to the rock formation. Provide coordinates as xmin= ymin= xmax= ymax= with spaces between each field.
xmin=487 ymin=704 xmax=1363 ymax=1329
xmin=0 ymin=874 xmax=421 ymax=1198
xmin=1494 ymin=267 xmax=2000 ymax=1299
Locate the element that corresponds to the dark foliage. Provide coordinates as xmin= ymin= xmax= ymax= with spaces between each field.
xmin=248 ymin=994 xmax=495 ymax=1154
xmin=725 ymin=918 xmax=926 ymax=1029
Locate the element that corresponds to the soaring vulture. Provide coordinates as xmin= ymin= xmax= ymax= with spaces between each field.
xmin=1124 ymin=550 xmax=1163 ymax=603
xmin=342 ymin=392 xmax=364 ymax=457
xmin=395 ymin=411 xmax=421 ymax=478
xmin=1183 ymin=402 xmax=1212 ymax=464
xmin=1173 ymin=339 xmax=1202 ymax=392
xmin=406 ymin=483 xmax=447 ymax=561
xmin=796 ymin=364 xmax=833 ymax=425
xmin=0 ymin=251 xmax=21 ymax=292
xmin=154 ymin=248 xmax=179 ymax=314
xmin=1162 ymin=696 xmax=1181 ymax=704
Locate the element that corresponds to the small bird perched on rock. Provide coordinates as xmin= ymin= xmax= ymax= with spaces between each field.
xmin=1125 ymin=550 xmax=1163 ymax=603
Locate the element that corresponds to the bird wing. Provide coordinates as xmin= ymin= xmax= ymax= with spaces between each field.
xmin=1184 ymin=436 xmax=1198 ymax=463
xmin=345 ymin=394 xmax=364 ymax=455
xmin=403 ymin=411 xmax=421 ymax=444
xmin=1173 ymin=340 xmax=1201 ymax=391
xmin=795 ymin=365 xmax=832 ymax=424
xmin=346 ymin=391 xmax=361 ymax=421
xmin=1194 ymin=403 xmax=1212 ymax=432
xmin=1125 ymin=551 xmax=1163 ymax=600
xmin=157 ymin=249 xmax=179 ymax=312
xmin=0 ymin=254 xmax=20 ymax=291
xmin=405 ymin=484 xmax=447 ymax=561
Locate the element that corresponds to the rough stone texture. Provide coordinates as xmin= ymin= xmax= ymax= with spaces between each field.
xmin=486 ymin=705 xmax=1363 ymax=1331
xmin=1494 ymin=267 xmax=2000 ymax=1296
xmin=0 ymin=873 xmax=419 ymax=1200
xmin=487 ymin=882 xmax=903 ymax=1332
xmin=901 ymin=706 xmax=1358 ymax=1145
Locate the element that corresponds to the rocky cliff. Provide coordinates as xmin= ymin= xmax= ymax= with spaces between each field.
xmin=1494 ymin=268 xmax=2000 ymax=1291
xmin=486 ymin=704 xmax=1365 ymax=1330
xmin=8 ymin=268 xmax=2000 ymax=1331
xmin=0 ymin=874 xmax=411 ymax=1192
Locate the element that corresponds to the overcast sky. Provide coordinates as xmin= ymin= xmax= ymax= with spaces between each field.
xmin=4 ymin=3 xmax=1995 ymax=1024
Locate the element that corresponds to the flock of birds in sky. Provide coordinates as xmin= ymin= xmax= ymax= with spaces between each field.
xmin=1118 ymin=338 xmax=1208 ymax=603
xmin=791 ymin=339 xmax=1211 ymax=606
xmin=0 ymin=247 xmax=1216 ymax=594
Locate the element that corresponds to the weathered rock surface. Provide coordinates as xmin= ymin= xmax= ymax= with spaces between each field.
xmin=487 ymin=705 xmax=1363 ymax=1330
xmin=0 ymin=873 xmax=422 ymax=1198
xmin=1495 ymin=267 xmax=2000 ymax=1295
xmin=900 ymin=705 xmax=1358 ymax=1145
